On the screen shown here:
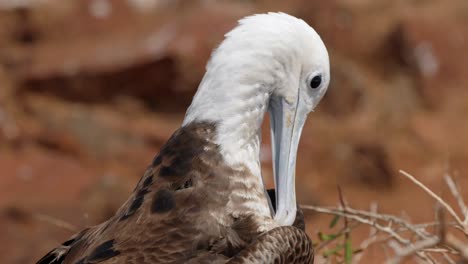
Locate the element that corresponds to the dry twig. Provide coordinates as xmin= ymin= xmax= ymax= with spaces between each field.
xmin=399 ymin=170 xmax=467 ymax=235
xmin=302 ymin=170 xmax=468 ymax=264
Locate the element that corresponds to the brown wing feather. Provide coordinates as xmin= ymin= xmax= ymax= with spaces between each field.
xmin=228 ymin=226 xmax=314 ymax=264
xmin=37 ymin=122 xmax=273 ymax=264
xmin=36 ymin=229 xmax=89 ymax=264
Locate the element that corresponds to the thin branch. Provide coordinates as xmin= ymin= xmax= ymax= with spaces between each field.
xmin=302 ymin=205 xmax=431 ymax=239
xmin=445 ymin=233 xmax=468 ymax=260
xmin=352 ymin=203 xmax=379 ymax=264
xmin=444 ymin=174 xmax=468 ymax=225
xmin=387 ymin=237 xmax=440 ymax=264
xmin=399 ymin=170 xmax=465 ymax=232
xmin=305 ymin=170 xmax=468 ymax=263
xmin=387 ymin=205 xmax=444 ymax=264
xmin=387 ymin=240 xmax=436 ymax=264
xmin=421 ymin=248 xmax=459 ymax=255
xmin=441 ymin=253 xmax=456 ymax=264
xmin=302 ymin=205 xmax=411 ymax=244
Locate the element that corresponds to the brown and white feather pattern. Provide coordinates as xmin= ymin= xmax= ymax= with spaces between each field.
xmin=229 ymin=226 xmax=314 ymax=264
xmin=37 ymin=122 xmax=313 ymax=264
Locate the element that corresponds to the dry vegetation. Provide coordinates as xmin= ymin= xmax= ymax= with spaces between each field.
xmin=304 ymin=171 xmax=468 ymax=263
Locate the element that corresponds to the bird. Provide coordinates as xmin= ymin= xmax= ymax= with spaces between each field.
xmin=37 ymin=12 xmax=330 ymax=264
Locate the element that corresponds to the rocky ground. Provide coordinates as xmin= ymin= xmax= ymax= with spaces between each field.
xmin=1 ymin=0 xmax=468 ymax=263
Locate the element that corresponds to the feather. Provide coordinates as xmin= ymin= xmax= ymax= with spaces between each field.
xmin=36 ymin=11 xmax=330 ymax=264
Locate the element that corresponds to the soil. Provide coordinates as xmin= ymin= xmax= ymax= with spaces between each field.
xmin=1 ymin=0 xmax=467 ymax=263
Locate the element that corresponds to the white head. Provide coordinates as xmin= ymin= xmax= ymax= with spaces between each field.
xmin=183 ymin=12 xmax=330 ymax=226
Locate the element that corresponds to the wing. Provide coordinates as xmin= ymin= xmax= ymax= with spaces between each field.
xmin=37 ymin=123 xmax=310 ymax=264
xmin=36 ymin=122 xmax=263 ymax=264
xmin=228 ymin=226 xmax=314 ymax=264
xmin=36 ymin=229 xmax=89 ymax=264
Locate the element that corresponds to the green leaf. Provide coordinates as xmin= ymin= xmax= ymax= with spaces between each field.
xmin=318 ymin=232 xmax=340 ymax=241
xmin=323 ymin=244 xmax=344 ymax=257
xmin=344 ymin=238 xmax=353 ymax=264
xmin=329 ymin=215 xmax=341 ymax=228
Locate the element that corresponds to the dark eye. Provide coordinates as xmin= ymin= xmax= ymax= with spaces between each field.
xmin=310 ymin=75 xmax=322 ymax=89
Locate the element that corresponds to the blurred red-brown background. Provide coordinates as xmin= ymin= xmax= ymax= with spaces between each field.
xmin=1 ymin=0 xmax=468 ymax=263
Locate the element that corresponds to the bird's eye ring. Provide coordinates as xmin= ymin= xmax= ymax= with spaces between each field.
xmin=310 ymin=75 xmax=322 ymax=89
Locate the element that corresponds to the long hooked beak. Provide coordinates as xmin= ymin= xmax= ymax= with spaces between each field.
xmin=268 ymin=94 xmax=308 ymax=226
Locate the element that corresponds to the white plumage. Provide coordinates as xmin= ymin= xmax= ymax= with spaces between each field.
xmin=184 ymin=12 xmax=330 ymax=226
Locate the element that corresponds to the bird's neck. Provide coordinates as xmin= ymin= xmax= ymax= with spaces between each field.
xmin=183 ymin=81 xmax=270 ymax=179
xmin=173 ymin=121 xmax=275 ymax=232
xmin=181 ymin=54 xmax=282 ymax=230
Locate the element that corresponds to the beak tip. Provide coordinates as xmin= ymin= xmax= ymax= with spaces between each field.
xmin=273 ymin=207 xmax=297 ymax=226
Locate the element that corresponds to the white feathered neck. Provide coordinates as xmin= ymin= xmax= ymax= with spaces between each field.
xmin=182 ymin=13 xmax=316 ymax=177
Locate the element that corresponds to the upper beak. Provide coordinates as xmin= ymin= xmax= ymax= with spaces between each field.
xmin=268 ymin=94 xmax=308 ymax=226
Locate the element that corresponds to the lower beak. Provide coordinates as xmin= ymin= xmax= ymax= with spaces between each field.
xmin=268 ymin=95 xmax=308 ymax=226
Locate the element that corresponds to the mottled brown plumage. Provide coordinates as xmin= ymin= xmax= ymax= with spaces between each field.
xmin=37 ymin=122 xmax=313 ymax=264
xmin=229 ymin=227 xmax=313 ymax=264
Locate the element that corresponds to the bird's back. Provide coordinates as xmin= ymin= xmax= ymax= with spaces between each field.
xmin=38 ymin=122 xmax=274 ymax=264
